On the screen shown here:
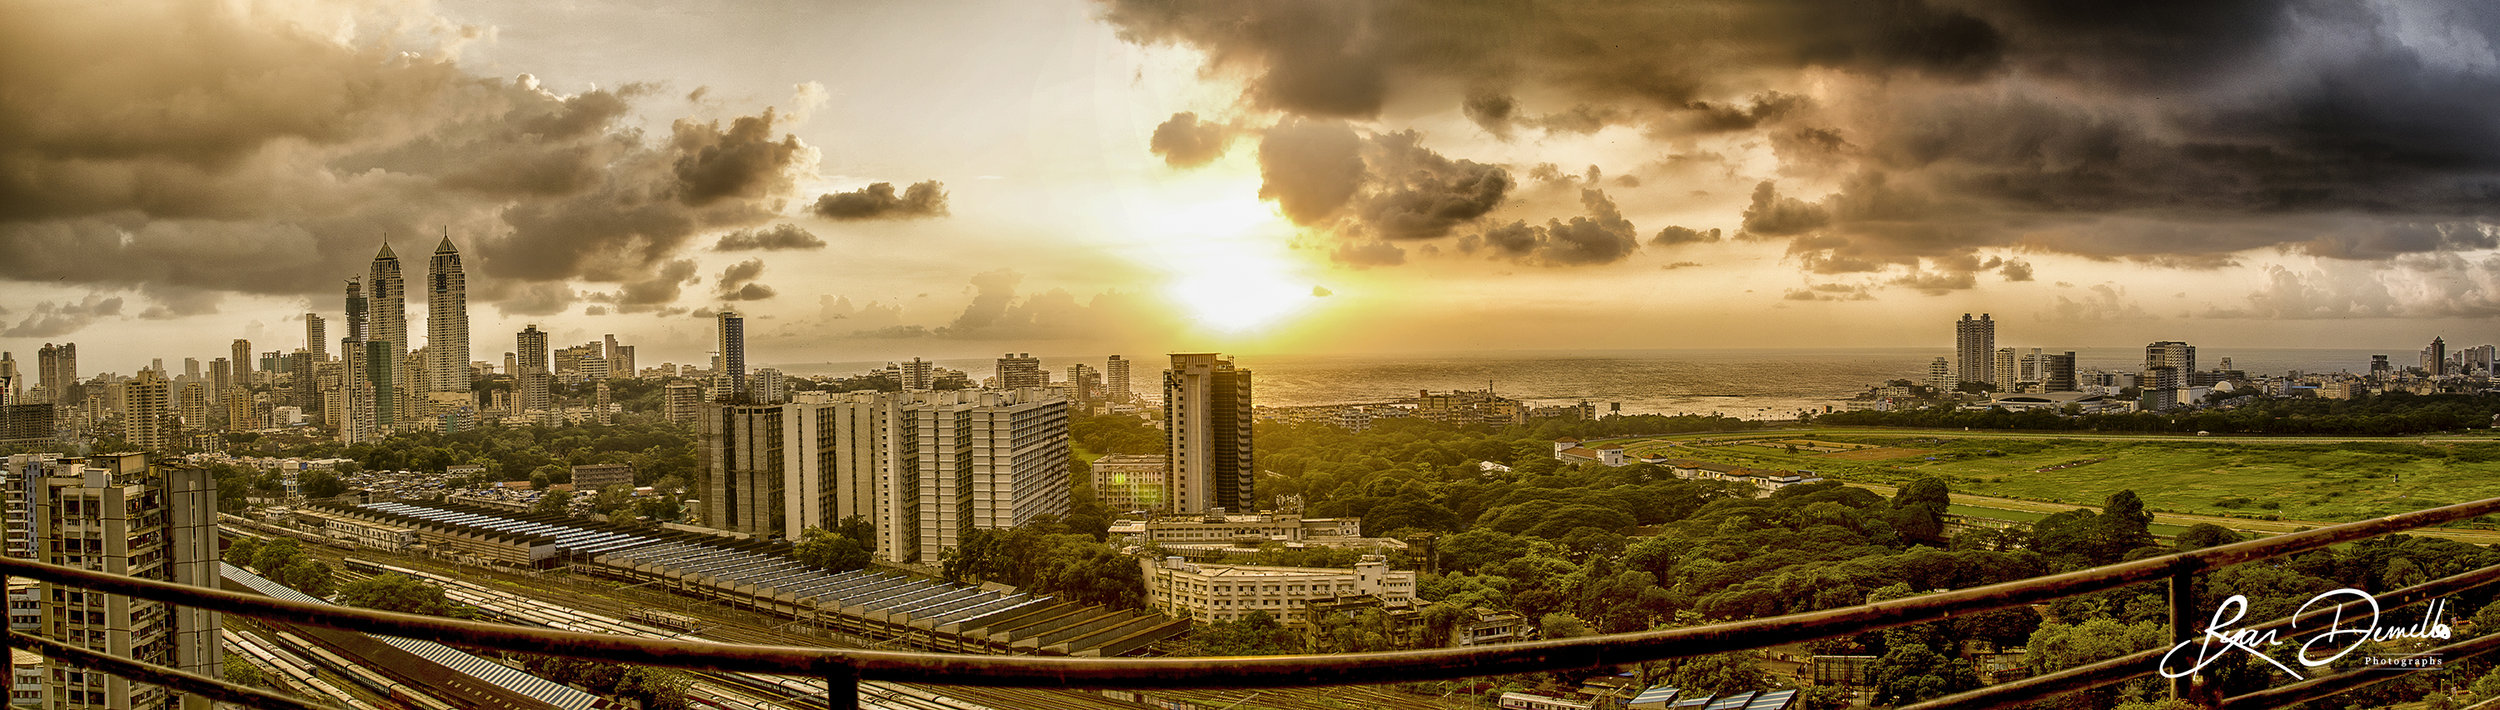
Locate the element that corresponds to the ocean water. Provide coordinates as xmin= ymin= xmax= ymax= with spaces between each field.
xmin=782 ymin=347 xmax=2391 ymax=418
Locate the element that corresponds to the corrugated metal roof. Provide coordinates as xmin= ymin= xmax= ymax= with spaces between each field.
xmin=1744 ymin=689 xmax=1797 ymax=710
xmin=220 ymin=563 xmax=601 ymax=710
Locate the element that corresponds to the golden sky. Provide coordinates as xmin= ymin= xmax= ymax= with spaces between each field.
xmin=6 ymin=0 xmax=2500 ymax=370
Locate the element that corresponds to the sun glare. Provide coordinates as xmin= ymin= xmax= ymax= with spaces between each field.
xmin=1125 ymin=187 xmax=1320 ymax=334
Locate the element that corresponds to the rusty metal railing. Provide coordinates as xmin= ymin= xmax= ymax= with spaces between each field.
xmin=8 ymin=497 xmax=2500 ymax=709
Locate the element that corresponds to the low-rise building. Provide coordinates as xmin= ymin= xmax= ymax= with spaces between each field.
xmin=1659 ymin=460 xmax=1825 ymax=496
xmin=1551 ymin=439 xmax=1625 ymax=466
xmin=1451 ymin=608 xmax=1527 ymax=647
xmin=1110 ymin=512 xmax=1363 ymax=546
xmin=1973 ymin=391 xmax=2129 ymax=414
xmin=292 ymin=507 xmax=418 ymax=551
xmin=570 ymin=463 xmax=634 ymax=493
xmin=1091 ymin=454 xmax=1170 ymax=513
xmin=1142 ymin=556 xmax=1417 ymax=626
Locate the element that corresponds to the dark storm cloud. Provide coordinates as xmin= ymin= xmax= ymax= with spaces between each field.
xmin=1257 ymin=120 xmax=1369 ymax=224
xmin=3 ymin=295 xmax=123 ymax=338
xmin=1099 ymin=0 xmax=2005 ymax=120
xmin=1150 ymin=112 xmax=1237 ymax=168
xmin=588 ymin=260 xmax=700 ymax=314
xmin=1104 ymin=0 xmax=2500 ymax=285
xmin=0 ymin=2 xmax=830 ymax=318
xmin=1357 ymin=131 xmax=1511 ymax=239
xmin=672 ymin=109 xmax=808 ymax=207
xmin=1738 ymin=182 xmax=1830 ymax=238
xmin=717 ymin=259 xmax=776 ymax=301
xmin=713 ymin=224 xmax=826 ymax=251
xmin=1253 ymin=122 xmax=1529 ymax=248
xmin=1104 ymin=0 xmax=1388 ymax=116
xmin=810 ymin=181 xmax=949 ymax=221
xmin=1650 ymin=226 xmax=1723 ymax=246
xmin=1464 ymin=190 xmax=1641 ymax=267
xmin=497 ymin=283 xmax=580 ymax=317
xmin=1462 ymin=92 xmax=1518 ymax=137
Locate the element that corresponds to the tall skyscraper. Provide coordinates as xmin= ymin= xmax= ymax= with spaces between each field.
xmin=1106 ymin=355 xmax=1131 ymax=403
xmin=1992 ymin=348 xmax=2018 ymax=391
xmin=896 ymin=357 xmax=934 ymax=390
xmin=369 ymin=241 xmax=409 ymax=422
xmin=229 ymin=339 xmax=251 ymax=388
xmin=181 ymin=358 xmax=199 ymax=380
xmin=716 ymin=311 xmax=746 ymax=402
xmin=427 ymin=234 xmax=470 ymax=394
xmin=1954 ymin=314 xmax=1994 ymax=385
xmin=1164 ymin=354 xmax=1252 ymax=514
xmin=662 ymin=382 xmax=702 ymax=424
xmin=338 ymin=339 xmax=378 ymax=444
xmin=288 ymin=350 xmax=319 ymax=419
xmin=702 ymin=402 xmax=783 ymax=536
xmin=29 ymin=453 xmax=221 ymax=710
xmin=122 ymin=369 xmax=172 ymax=452
xmin=1067 ymin=363 xmax=1099 ymax=404
xmin=604 ymin=334 xmax=636 ymax=380
xmin=2145 ymin=341 xmax=2197 ymax=374
xmin=343 ymin=279 xmax=368 ymax=341
xmin=37 ymin=343 xmax=77 ymax=405
xmin=517 ymin=326 xmax=551 ymax=413
xmin=995 ymin=353 xmax=1043 ymax=389
xmin=2424 ymin=337 xmax=2449 ymax=377
xmin=589 ymin=381 xmax=611 ymax=425
xmin=2042 ymin=351 xmax=2079 ymax=392
xmin=749 ymin=368 xmax=787 ymax=404
xmin=207 ymin=359 xmax=230 ymax=395
xmin=0 ymin=352 xmax=16 ymax=403
xmin=304 ymin=314 xmax=327 ymax=360
xmin=177 ymin=382 xmax=208 ymax=434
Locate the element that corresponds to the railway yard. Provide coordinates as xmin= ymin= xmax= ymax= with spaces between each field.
xmin=226 ymin=516 xmax=1485 ymax=710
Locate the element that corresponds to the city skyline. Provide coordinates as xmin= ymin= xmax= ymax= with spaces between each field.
xmin=13 ymin=2 xmax=2500 ymax=369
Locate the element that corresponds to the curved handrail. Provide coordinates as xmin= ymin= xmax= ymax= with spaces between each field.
xmin=10 ymin=496 xmax=2498 ymax=689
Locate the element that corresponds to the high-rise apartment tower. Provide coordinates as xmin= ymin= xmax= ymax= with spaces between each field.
xmin=1164 ymin=354 xmax=1253 ymax=513
xmin=1954 ymin=314 xmax=1994 ymax=385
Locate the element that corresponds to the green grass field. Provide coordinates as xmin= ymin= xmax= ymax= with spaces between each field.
xmin=1620 ymin=433 xmax=2500 ymax=523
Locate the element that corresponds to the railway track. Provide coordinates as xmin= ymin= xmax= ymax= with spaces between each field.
xmin=302 ymin=545 xmax=1472 ymax=710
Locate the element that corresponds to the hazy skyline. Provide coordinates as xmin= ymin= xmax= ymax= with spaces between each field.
xmin=9 ymin=1 xmax=2500 ymax=371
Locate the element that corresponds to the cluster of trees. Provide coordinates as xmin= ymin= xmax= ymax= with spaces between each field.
xmin=222 ymin=538 xmax=334 ymax=597
xmin=284 ymin=419 xmax=698 ymax=492
xmin=200 ymin=463 xmax=344 ymax=512
xmin=1818 ymin=391 xmax=2500 ymax=435
xmin=794 ymin=517 xmax=876 ymax=572
xmin=338 ymin=572 xmax=466 ymax=617
xmin=514 ymin=655 xmax=691 ymax=710
xmin=942 ymin=521 xmax=1146 ymax=609
xmin=1072 ymin=413 xmax=1164 ymax=457
xmin=1211 ymin=417 xmax=2500 ymax=706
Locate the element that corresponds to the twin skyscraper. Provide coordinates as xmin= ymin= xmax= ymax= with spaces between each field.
xmin=338 ymin=233 xmax=469 ymax=441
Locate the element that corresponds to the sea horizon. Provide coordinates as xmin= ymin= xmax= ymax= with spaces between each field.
xmin=770 ymin=346 xmax=2394 ymax=417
